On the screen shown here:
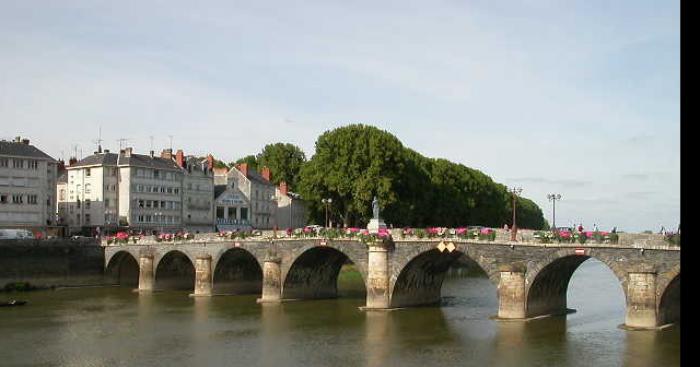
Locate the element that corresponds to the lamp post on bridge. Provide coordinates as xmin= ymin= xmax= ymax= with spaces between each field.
xmin=509 ymin=187 xmax=522 ymax=241
xmin=321 ymin=198 xmax=333 ymax=228
xmin=547 ymin=193 xmax=562 ymax=230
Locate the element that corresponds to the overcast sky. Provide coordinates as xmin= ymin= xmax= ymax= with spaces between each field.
xmin=1 ymin=1 xmax=679 ymax=232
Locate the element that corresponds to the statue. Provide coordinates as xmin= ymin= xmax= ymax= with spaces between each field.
xmin=367 ymin=195 xmax=386 ymax=233
xmin=372 ymin=196 xmax=379 ymax=219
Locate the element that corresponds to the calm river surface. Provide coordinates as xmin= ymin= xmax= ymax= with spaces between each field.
xmin=0 ymin=260 xmax=679 ymax=367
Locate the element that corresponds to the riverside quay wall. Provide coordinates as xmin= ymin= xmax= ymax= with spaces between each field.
xmin=0 ymin=238 xmax=106 ymax=288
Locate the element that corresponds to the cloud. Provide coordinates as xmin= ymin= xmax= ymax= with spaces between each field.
xmin=506 ymin=177 xmax=592 ymax=188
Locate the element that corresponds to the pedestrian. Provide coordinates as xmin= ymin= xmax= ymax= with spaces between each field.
xmin=612 ymin=226 xmax=617 ymax=234
xmin=593 ymin=223 xmax=598 ymax=232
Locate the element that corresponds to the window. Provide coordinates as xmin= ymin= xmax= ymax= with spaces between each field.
xmin=28 ymin=160 xmax=38 ymax=170
xmin=153 ymin=201 xmax=159 ymax=208
xmin=85 ymin=183 xmax=91 ymax=194
xmin=69 ymin=205 xmax=74 ymax=214
xmin=13 ymin=159 xmax=23 ymax=169
xmin=138 ymin=199 xmax=145 ymax=208
xmin=12 ymin=194 xmax=23 ymax=204
xmin=0 ymin=158 xmax=7 ymax=167
xmin=0 ymin=194 xmax=7 ymax=203
xmin=154 ymin=170 xmax=159 ymax=178
xmin=85 ymin=168 xmax=91 ymax=176
xmin=105 ymin=199 xmax=110 ymax=208
xmin=85 ymin=199 xmax=91 ymax=209
xmin=27 ymin=195 xmax=37 ymax=204
xmin=174 ymin=188 xmax=179 ymax=195
xmin=76 ymin=214 xmax=80 ymax=223
xmin=77 ymin=198 xmax=81 ymax=208
xmin=146 ymin=200 xmax=152 ymax=208
xmin=85 ymin=214 xmax=91 ymax=224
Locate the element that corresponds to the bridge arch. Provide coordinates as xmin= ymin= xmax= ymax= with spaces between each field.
xmin=154 ymin=250 xmax=196 ymax=291
xmin=281 ymin=241 xmax=368 ymax=300
xmin=390 ymin=243 xmax=497 ymax=308
xmin=525 ymin=249 xmax=626 ymax=318
xmin=657 ymin=265 xmax=680 ymax=326
xmin=106 ymin=250 xmax=139 ymax=287
xmin=212 ymin=247 xmax=263 ymax=295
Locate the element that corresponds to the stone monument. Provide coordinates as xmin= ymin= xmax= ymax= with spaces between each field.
xmin=366 ymin=196 xmax=387 ymax=233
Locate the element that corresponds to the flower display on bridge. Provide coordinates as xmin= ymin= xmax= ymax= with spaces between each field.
xmin=532 ymin=229 xmax=619 ymax=244
xmin=105 ymin=231 xmax=140 ymax=245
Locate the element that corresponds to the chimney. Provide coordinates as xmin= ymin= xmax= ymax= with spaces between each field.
xmin=14 ymin=136 xmax=21 ymax=143
xmin=21 ymin=138 xmax=30 ymax=145
xmin=206 ymin=154 xmax=214 ymax=170
xmin=150 ymin=150 xmax=154 ymax=158
xmin=57 ymin=159 xmax=66 ymax=172
xmin=279 ymin=181 xmax=288 ymax=196
xmin=104 ymin=149 xmax=110 ymax=153
xmin=175 ymin=149 xmax=185 ymax=168
xmin=124 ymin=147 xmax=133 ymax=157
xmin=238 ymin=163 xmax=248 ymax=177
xmin=261 ymin=166 xmax=271 ymax=182
xmin=161 ymin=148 xmax=173 ymax=159
xmin=68 ymin=157 xmax=78 ymax=166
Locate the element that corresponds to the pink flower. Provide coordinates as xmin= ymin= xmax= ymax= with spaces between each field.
xmin=480 ymin=228 xmax=493 ymax=235
xmin=600 ymin=231 xmax=609 ymax=236
xmin=455 ymin=228 xmax=467 ymax=235
xmin=347 ymin=227 xmax=360 ymax=233
xmin=427 ymin=227 xmax=439 ymax=235
xmin=303 ymin=227 xmax=312 ymax=233
xmin=286 ymin=228 xmax=293 ymax=235
xmin=584 ymin=231 xmax=594 ymax=237
xmin=116 ymin=232 xmax=129 ymax=240
xmin=377 ymin=229 xmax=391 ymax=238
xmin=361 ymin=229 xmax=370 ymax=236
xmin=559 ymin=231 xmax=571 ymax=239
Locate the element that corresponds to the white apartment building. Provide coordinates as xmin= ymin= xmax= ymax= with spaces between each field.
xmin=275 ymin=181 xmax=307 ymax=229
xmin=0 ymin=137 xmax=57 ymax=233
xmin=59 ymin=147 xmax=214 ymax=234
xmin=216 ymin=164 xmax=276 ymax=229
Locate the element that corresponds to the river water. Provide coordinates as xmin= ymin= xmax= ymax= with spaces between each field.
xmin=0 ymin=260 xmax=679 ymax=367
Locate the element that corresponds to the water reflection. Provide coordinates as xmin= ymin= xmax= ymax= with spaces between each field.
xmin=363 ymin=311 xmax=392 ymax=367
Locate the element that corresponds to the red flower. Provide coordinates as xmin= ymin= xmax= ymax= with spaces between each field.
xmin=455 ymin=228 xmax=467 ymax=235
xmin=116 ymin=232 xmax=129 ymax=240
xmin=480 ymin=228 xmax=493 ymax=235
xmin=560 ymin=231 xmax=571 ymax=239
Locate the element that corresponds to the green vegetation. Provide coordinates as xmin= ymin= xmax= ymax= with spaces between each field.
xmin=3 ymin=282 xmax=39 ymax=292
xmin=232 ymin=124 xmax=546 ymax=229
xmin=296 ymin=124 xmax=546 ymax=228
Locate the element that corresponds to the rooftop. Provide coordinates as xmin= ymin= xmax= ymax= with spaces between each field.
xmin=0 ymin=139 xmax=56 ymax=161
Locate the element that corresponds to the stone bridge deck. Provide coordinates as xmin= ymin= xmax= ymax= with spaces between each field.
xmin=103 ymin=230 xmax=680 ymax=330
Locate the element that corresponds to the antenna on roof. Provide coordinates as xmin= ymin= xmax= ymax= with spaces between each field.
xmin=92 ymin=126 xmax=103 ymax=153
xmin=168 ymin=135 xmax=173 ymax=151
xmin=117 ymin=138 xmax=129 ymax=151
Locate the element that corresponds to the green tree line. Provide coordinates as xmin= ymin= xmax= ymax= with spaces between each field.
xmin=233 ymin=124 xmax=546 ymax=229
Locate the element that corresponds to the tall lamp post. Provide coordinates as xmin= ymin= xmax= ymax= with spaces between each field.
xmin=321 ymin=198 xmax=332 ymax=228
xmin=509 ymin=187 xmax=523 ymax=241
xmin=547 ymin=194 xmax=562 ymax=230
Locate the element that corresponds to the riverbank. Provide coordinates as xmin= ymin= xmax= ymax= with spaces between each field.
xmin=0 ymin=238 xmax=107 ymax=289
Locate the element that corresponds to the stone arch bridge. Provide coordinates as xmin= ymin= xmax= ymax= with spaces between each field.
xmin=104 ymin=232 xmax=679 ymax=330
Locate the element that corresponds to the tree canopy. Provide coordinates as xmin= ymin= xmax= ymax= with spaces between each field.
xmin=296 ymin=124 xmax=546 ymax=229
xmin=256 ymin=143 xmax=307 ymax=188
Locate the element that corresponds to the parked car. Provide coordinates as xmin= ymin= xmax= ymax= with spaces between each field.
xmin=0 ymin=229 xmax=35 ymax=240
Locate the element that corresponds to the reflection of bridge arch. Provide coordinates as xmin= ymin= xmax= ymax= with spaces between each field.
xmin=106 ymin=250 xmax=139 ymax=286
xmin=282 ymin=242 xmax=368 ymax=300
xmin=154 ymin=250 xmax=195 ymax=291
xmin=389 ymin=243 xmax=497 ymax=308
xmin=525 ymin=249 xmax=626 ymax=318
xmin=212 ymin=247 xmax=263 ymax=295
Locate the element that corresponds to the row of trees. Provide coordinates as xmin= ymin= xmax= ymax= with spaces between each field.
xmin=229 ymin=124 xmax=547 ymax=229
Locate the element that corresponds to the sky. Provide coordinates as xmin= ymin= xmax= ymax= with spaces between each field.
xmin=0 ymin=0 xmax=679 ymax=232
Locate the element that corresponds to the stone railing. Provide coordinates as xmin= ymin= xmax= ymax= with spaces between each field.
xmin=100 ymin=229 xmax=678 ymax=250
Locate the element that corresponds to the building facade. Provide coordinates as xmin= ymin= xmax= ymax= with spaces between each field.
xmin=275 ymin=181 xmax=307 ymax=229
xmin=59 ymin=147 xmax=214 ymax=234
xmin=216 ymin=164 xmax=276 ymax=229
xmin=0 ymin=137 xmax=57 ymax=233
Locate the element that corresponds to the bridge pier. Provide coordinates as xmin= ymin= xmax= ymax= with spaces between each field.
xmin=497 ymin=264 xmax=527 ymax=319
xmin=258 ymin=258 xmax=282 ymax=303
xmin=138 ymin=254 xmax=154 ymax=292
xmin=625 ymin=266 xmax=658 ymax=329
xmin=364 ymin=244 xmax=390 ymax=309
xmin=192 ymin=255 xmax=213 ymax=297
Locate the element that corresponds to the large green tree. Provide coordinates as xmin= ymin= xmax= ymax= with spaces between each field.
xmin=232 ymin=155 xmax=258 ymax=171
xmin=256 ymin=143 xmax=307 ymax=188
xmin=296 ymin=124 xmax=547 ymax=229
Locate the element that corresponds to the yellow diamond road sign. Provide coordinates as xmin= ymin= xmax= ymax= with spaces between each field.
xmin=437 ymin=241 xmax=446 ymax=252
xmin=446 ymin=242 xmax=456 ymax=253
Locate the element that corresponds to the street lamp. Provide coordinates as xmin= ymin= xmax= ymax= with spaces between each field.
xmin=508 ymin=187 xmax=523 ymax=241
xmin=321 ymin=198 xmax=333 ymax=228
xmin=547 ymin=193 xmax=562 ymax=230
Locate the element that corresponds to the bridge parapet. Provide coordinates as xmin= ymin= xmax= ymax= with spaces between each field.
xmin=101 ymin=231 xmax=678 ymax=251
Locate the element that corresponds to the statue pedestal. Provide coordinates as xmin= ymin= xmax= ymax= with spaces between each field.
xmin=367 ymin=218 xmax=387 ymax=234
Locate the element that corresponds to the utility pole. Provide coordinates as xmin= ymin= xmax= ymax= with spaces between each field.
xmin=547 ymin=194 xmax=562 ymax=230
